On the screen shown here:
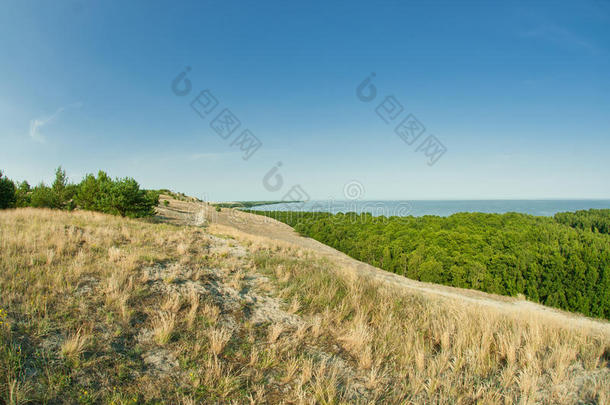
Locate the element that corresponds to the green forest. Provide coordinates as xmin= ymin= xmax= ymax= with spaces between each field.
xmin=250 ymin=209 xmax=610 ymax=319
xmin=555 ymin=209 xmax=610 ymax=235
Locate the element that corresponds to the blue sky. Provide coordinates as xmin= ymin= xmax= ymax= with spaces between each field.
xmin=1 ymin=0 xmax=609 ymax=200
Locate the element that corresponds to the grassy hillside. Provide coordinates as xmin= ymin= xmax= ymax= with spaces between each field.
xmin=250 ymin=210 xmax=610 ymax=319
xmin=0 ymin=208 xmax=609 ymax=403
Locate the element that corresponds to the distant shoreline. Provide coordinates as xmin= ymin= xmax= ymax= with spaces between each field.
xmin=247 ymin=199 xmax=610 ymax=218
xmin=212 ymin=200 xmax=304 ymax=209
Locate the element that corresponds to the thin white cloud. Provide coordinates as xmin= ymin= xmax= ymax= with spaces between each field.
xmin=188 ymin=152 xmax=237 ymax=161
xmin=29 ymin=102 xmax=82 ymax=143
xmin=521 ymin=24 xmax=600 ymax=54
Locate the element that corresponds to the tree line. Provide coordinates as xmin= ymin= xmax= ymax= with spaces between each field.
xmin=250 ymin=210 xmax=610 ymax=319
xmin=0 ymin=167 xmax=159 ymax=218
xmin=555 ymin=209 xmax=610 ymax=235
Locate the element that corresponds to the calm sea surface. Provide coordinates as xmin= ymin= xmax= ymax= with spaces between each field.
xmin=252 ymin=200 xmax=610 ymax=218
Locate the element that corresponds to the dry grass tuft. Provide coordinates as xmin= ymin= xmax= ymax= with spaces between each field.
xmin=186 ymin=289 xmax=200 ymax=329
xmin=201 ymin=303 xmax=220 ymax=325
xmin=267 ymin=323 xmax=285 ymax=343
xmin=208 ymin=327 xmax=232 ymax=356
xmin=61 ymin=329 xmax=90 ymax=360
xmin=151 ymin=311 xmax=176 ymax=345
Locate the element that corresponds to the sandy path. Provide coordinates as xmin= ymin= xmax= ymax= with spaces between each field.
xmin=156 ymin=197 xmax=610 ymax=336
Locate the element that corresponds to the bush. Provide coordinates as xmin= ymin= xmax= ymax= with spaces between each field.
xmin=75 ymin=171 xmax=158 ymax=217
xmin=163 ymin=200 xmax=170 ymax=207
xmin=76 ymin=171 xmax=109 ymax=211
xmin=51 ymin=166 xmax=77 ymax=209
xmin=27 ymin=167 xmax=78 ymax=210
xmin=15 ymin=181 xmax=31 ymax=207
xmin=0 ymin=171 xmax=16 ymax=209
xmin=30 ymin=184 xmax=61 ymax=208
xmin=109 ymin=177 xmax=158 ymax=217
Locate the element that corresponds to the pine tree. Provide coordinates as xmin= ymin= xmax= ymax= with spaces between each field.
xmin=0 ymin=171 xmax=16 ymax=209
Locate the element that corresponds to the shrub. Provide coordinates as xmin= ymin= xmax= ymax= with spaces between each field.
xmin=76 ymin=171 xmax=109 ymax=211
xmin=52 ymin=166 xmax=77 ymax=209
xmin=75 ymin=171 xmax=158 ymax=217
xmin=30 ymin=183 xmax=60 ymax=208
xmin=28 ymin=167 xmax=78 ymax=210
xmin=109 ymin=177 xmax=158 ymax=218
xmin=15 ymin=181 xmax=31 ymax=207
xmin=0 ymin=171 xmax=16 ymax=209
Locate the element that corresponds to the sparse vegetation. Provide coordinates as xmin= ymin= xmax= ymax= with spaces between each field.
xmin=157 ymin=189 xmax=200 ymax=203
xmin=0 ymin=207 xmax=608 ymax=403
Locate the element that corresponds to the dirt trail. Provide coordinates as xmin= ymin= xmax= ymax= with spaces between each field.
xmin=156 ymin=197 xmax=610 ymax=336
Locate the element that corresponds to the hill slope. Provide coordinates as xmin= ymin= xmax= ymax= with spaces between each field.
xmin=0 ymin=201 xmax=609 ymax=403
xmin=246 ymin=210 xmax=610 ymax=319
xmin=160 ymin=197 xmax=610 ymax=335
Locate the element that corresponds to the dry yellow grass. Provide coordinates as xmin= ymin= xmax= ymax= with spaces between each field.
xmin=60 ymin=329 xmax=90 ymax=361
xmin=207 ymin=327 xmax=232 ymax=356
xmin=151 ymin=311 xmax=176 ymax=345
xmin=0 ymin=207 xmax=608 ymax=404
